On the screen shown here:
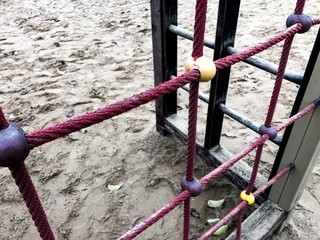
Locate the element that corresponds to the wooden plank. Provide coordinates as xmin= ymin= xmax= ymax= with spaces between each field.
xmin=204 ymin=0 xmax=241 ymax=149
xmin=225 ymin=200 xmax=288 ymax=240
xmin=151 ymin=0 xmax=178 ymax=135
xmin=268 ymin=29 xmax=320 ymax=211
xmin=165 ymin=114 xmax=268 ymax=203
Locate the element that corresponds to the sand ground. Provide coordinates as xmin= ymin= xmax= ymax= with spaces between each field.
xmin=0 ymin=0 xmax=320 ymax=239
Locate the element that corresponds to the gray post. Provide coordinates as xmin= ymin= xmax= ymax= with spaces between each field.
xmin=269 ymin=30 xmax=320 ymax=212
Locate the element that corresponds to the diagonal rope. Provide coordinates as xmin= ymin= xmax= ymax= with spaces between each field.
xmin=264 ymin=36 xmax=295 ymax=126
xmin=10 ymin=163 xmax=56 ymax=240
xmin=24 ymin=21 xmax=320 ymax=151
xmin=214 ymin=23 xmax=302 ymax=70
xmin=199 ymin=100 xmax=317 ymax=186
xmin=0 ymin=3 xmax=317 ymax=239
xmin=119 ymin=100 xmax=318 ymax=239
xmin=118 ymin=191 xmax=191 ymax=240
xmin=26 ymin=71 xmax=200 ymax=149
xmin=198 ymin=165 xmax=293 ymax=240
xmin=236 ymin=2 xmax=308 ymax=238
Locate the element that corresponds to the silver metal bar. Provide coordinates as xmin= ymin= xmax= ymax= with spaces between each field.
xmin=180 ymin=84 xmax=282 ymax=145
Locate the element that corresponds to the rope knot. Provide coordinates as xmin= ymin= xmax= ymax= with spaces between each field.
xmin=0 ymin=123 xmax=30 ymax=167
xmin=259 ymin=124 xmax=278 ymax=139
xmin=286 ymin=13 xmax=313 ymax=33
xmin=180 ymin=176 xmax=202 ymax=197
xmin=185 ymin=56 xmax=216 ymax=82
xmin=240 ymin=191 xmax=255 ymax=205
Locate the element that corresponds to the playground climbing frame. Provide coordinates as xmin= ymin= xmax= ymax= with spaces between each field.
xmin=0 ymin=0 xmax=319 ymax=239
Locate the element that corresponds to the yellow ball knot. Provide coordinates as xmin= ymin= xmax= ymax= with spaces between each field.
xmin=240 ymin=191 xmax=255 ymax=205
xmin=184 ymin=56 xmax=216 ymax=82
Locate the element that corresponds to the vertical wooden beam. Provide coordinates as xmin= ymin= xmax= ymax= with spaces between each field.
xmin=151 ymin=0 xmax=177 ymax=136
xmin=268 ymin=29 xmax=320 ymax=211
xmin=204 ymin=0 xmax=241 ymax=149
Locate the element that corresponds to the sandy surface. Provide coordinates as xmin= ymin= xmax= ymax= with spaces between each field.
xmin=0 ymin=0 xmax=319 ymax=239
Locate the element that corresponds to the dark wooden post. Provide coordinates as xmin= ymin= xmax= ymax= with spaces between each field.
xmin=151 ymin=0 xmax=178 ymax=135
xmin=204 ymin=0 xmax=241 ymax=149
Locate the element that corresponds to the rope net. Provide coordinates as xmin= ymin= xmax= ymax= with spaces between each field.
xmin=0 ymin=0 xmax=319 ymax=239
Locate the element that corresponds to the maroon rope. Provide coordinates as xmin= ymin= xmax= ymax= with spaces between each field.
xmin=200 ymin=201 xmax=248 ymax=240
xmin=275 ymin=101 xmax=317 ymax=132
xmin=313 ymin=18 xmax=320 ymax=25
xmin=0 ymin=2 xmax=317 ymax=240
xmin=294 ymin=0 xmax=306 ymax=15
xmin=25 ymin=21 xmax=320 ymax=151
xmin=0 ymin=108 xmax=55 ymax=239
xmin=253 ymin=166 xmax=291 ymax=196
xmin=246 ymin=145 xmax=264 ymax=194
xmin=242 ymin=0 xmax=305 ymax=219
xmin=199 ymin=135 xmax=268 ymax=186
xmin=0 ymin=108 xmax=9 ymax=129
xmin=265 ymin=36 xmax=295 ymax=126
xmin=118 ymin=191 xmax=190 ymax=240
xmin=198 ymin=166 xmax=291 ymax=240
xmin=236 ymin=145 xmax=263 ymax=239
xmin=242 ymin=36 xmax=295 ymax=228
xmin=26 ymin=71 xmax=200 ymax=149
xmin=184 ymin=0 xmax=208 ymax=238
xmin=183 ymin=198 xmax=191 ymax=240
xmin=214 ymin=24 xmax=302 ymax=71
xmin=185 ymin=81 xmax=200 ymax=182
xmin=214 ymin=18 xmax=320 ymax=72
xmin=118 ymin=100 xmax=317 ymax=240
xmin=0 ymin=12 xmax=316 ymax=240
xmin=200 ymin=100 xmax=317 ymax=187
xmin=235 ymin=209 xmax=244 ymax=240
xmin=9 ymin=163 xmax=55 ymax=240
xmin=192 ymin=0 xmax=208 ymax=59
xmin=234 ymin=100 xmax=316 ymax=240
xmin=183 ymin=81 xmax=199 ymax=239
